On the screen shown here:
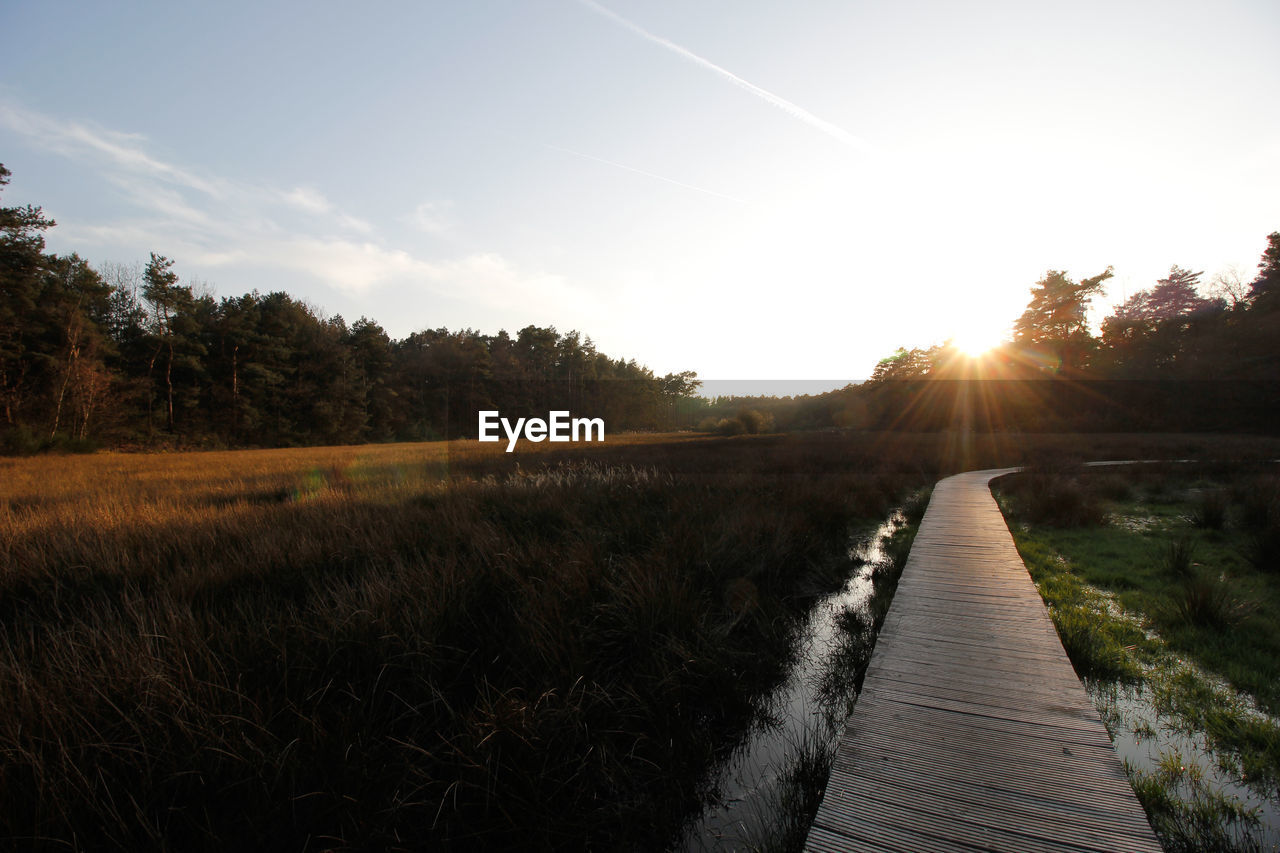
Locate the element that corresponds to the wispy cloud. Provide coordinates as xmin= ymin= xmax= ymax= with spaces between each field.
xmin=575 ymin=0 xmax=873 ymax=153
xmin=408 ymin=200 xmax=457 ymax=237
xmin=282 ymin=186 xmax=333 ymax=214
xmin=265 ymin=240 xmax=585 ymax=312
xmin=1 ymin=100 xmax=228 ymax=198
xmin=268 ymin=237 xmax=436 ymax=292
xmin=281 ymin=186 xmax=373 ymax=233
xmin=546 ymin=144 xmax=745 ymax=203
xmin=0 ymin=99 xmax=572 ymax=313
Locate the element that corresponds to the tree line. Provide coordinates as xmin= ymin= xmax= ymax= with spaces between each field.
xmin=0 ymin=165 xmax=700 ymax=452
xmin=676 ymin=235 xmax=1280 ymax=435
xmin=855 ymin=238 xmax=1280 ymax=432
xmin=869 ymin=252 xmax=1278 ymax=383
xmin=6 ymin=160 xmax=1276 ymax=450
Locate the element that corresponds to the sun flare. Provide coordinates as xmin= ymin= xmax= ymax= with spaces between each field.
xmin=950 ymin=325 xmax=1006 ymax=358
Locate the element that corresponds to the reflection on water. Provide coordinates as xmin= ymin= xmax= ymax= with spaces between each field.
xmin=678 ymin=511 xmax=905 ymax=851
xmin=1092 ymin=680 xmax=1280 ymax=851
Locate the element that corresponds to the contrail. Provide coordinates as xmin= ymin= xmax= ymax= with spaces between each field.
xmin=576 ymin=0 xmax=873 ymax=153
xmin=546 ymin=144 xmax=746 ymax=203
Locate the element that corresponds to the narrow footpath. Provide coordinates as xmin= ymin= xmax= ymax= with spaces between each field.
xmin=805 ymin=468 xmax=1161 ymax=852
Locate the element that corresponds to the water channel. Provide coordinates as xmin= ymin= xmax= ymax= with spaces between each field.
xmin=678 ymin=510 xmax=906 ymax=851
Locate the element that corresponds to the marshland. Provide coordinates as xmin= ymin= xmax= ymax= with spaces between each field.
xmin=3 ymin=432 xmax=928 ymax=851
xmin=5 ymin=432 xmax=1280 ymax=851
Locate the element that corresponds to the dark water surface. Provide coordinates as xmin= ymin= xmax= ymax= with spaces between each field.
xmin=678 ymin=511 xmax=905 ymax=851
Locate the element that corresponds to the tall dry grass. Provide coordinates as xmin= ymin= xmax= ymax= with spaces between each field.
xmin=0 ymin=433 xmax=925 ymax=850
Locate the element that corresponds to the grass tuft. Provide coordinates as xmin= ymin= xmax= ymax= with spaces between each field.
xmin=1128 ymin=753 xmax=1262 ymax=853
xmin=1161 ymin=537 xmax=1198 ymax=579
xmin=899 ymin=487 xmax=932 ymax=526
xmin=752 ymin=728 xmax=836 ymax=853
xmin=1170 ymin=571 xmax=1254 ymax=629
xmin=1190 ymin=490 xmax=1229 ymax=530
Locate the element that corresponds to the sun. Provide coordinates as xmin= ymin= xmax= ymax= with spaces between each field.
xmin=949 ymin=324 xmax=1006 ymax=358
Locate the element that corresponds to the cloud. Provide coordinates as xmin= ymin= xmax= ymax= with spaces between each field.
xmin=282 ymin=187 xmax=374 ymax=233
xmin=282 ymin=186 xmax=333 ymax=214
xmin=575 ymin=0 xmax=873 ymax=153
xmin=2 ymin=100 xmax=496 ymax=288
xmin=1 ymin=100 xmax=227 ymax=198
xmin=431 ymin=253 xmax=585 ymax=313
xmin=2 ymin=99 xmax=376 ymax=240
xmin=186 ymin=248 xmax=253 ymax=267
xmin=409 ymin=200 xmax=456 ymax=237
xmin=337 ymin=213 xmax=374 ymax=234
xmin=262 ymin=239 xmax=577 ymax=309
xmin=103 ymin=176 xmax=217 ymax=227
xmin=1 ymin=98 xmax=600 ymax=337
xmin=267 ymin=238 xmax=434 ymax=292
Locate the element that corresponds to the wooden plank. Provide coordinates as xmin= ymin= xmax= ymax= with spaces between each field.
xmin=805 ymin=468 xmax=1161 ymax=852
xmin=825 ymin=752 xmax=1148 ymax=829
xmin=806 ymin=820 xmax=990 ymax=853
xmin=820 ymin=766 xmax=1159 ymax=849
xmin=817 ymin=787 xmax=1155 ymax=853
xmin=838 ymin=730 xmax=1136 ymax=810
xmin=853 ymin=687 xmax=1109 ymax=737
xmin=843 ymin=705 xmax=1121 ymax=762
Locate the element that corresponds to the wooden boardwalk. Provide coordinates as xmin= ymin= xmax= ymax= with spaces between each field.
xmin=806 ymin=469 xmax=1160 ymax=853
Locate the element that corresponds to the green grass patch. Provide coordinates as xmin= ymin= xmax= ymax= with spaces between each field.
xmin=1003 ymin=532 xmax=1149 ymax=683
xmin=997 ymin=462 xmax=1280 ymax=851
xmin=999 ymin=469 xmax=1280 ymax=716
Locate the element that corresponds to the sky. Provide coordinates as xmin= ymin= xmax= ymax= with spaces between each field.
xmin=2 ymin=0 xmax=1277 ymax=392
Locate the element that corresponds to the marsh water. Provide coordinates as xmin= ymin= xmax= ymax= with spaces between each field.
xmin=1092 ymin=679 xmax=1280 ymax=850
xmin=677 ymin=511 xmax=905 ymax=851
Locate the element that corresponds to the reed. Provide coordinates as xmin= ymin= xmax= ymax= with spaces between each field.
xmin=0 ymin=433 xmax=928 ymax=850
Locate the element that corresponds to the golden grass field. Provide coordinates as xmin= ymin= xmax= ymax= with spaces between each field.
xmin=2 ymin=431 xmax=920 ymax=850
